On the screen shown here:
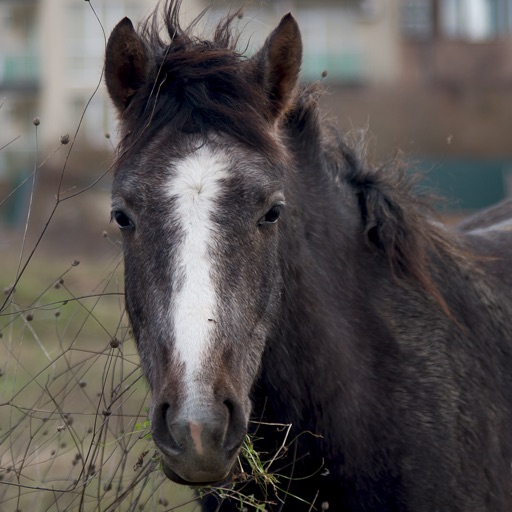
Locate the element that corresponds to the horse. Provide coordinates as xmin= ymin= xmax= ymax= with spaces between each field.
xmin=104 ymin=1 xmax=512 ymax=510
xmin=456 ymin=197 xmax=512 ymax=232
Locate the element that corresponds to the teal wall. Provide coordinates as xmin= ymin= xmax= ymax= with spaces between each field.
xmin=413 ymin=158 xmax=511 ymax=211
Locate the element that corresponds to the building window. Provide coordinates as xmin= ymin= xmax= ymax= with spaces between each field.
xmin=440 ymin=0 xmax=512 ymax=40
xmin=297 ymin=8 xmax=366 ymax=83
xmin=402 ymin=0 xmax=434 ymax=39
xmin=0 ymin=3 xmax=40 ymax=88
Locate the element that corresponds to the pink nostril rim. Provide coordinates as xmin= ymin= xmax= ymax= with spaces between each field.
xmin=189 ymin=422 xmax=204 ymax=455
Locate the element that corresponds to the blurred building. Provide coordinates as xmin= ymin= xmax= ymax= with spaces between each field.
xmin=403 ymin=0 xmax=512 ymax=89
xmin=0 ymin=0 xmax=203 ymax=151
xmin=8 ymin=0 xmax=511 ymax=151
xmin=0 ymin=0 xmax=202 ymax=227
xmin=1 ymin=0 xmax=512 ymax=218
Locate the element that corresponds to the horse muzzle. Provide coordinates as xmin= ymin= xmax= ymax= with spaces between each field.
xmin=151 ymin=398 xmax=247 ymax=485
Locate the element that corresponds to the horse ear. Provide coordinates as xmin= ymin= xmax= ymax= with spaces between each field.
xmin=105 ymin=17 xmax=149 ymax=113
xmin=250 ymin=13 xmax=302 ymax=120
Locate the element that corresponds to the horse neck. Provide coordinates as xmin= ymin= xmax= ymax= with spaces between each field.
xmin=257 ymin=152 xmax=388 ymax=432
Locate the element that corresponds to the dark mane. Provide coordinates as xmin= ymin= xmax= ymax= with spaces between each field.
xmin=117 ymin=0 xmax=275 ymax=153
xmin=283 ymin=85 xmax=457 ymax=314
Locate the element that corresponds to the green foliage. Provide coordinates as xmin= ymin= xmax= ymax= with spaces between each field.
xmin=134 ymin=419 xmax=152 ymax=439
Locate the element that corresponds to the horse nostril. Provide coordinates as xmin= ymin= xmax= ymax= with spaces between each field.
xmin=223 ymin=398 xmax=234 ymax=416
xmin=153 ymin=402 xmax=182 ymax=454
xmin=223 ymin=397 xmax=246 ymax=454
xmin=159 ymin=402 xmax=171 ymax=433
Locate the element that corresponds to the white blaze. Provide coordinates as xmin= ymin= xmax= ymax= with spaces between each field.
xmin=167 ymin=145 xmax=228 ymax=407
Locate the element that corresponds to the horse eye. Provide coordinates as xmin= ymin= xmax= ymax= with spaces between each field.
xmin=112 ymin=210 xmax=135 ymax=231
xmin=259 ymin=205 xmax=282 ymax=226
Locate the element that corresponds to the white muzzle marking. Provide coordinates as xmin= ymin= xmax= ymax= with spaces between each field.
xmin=167 ymin=145 xmax=228 ymax=414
